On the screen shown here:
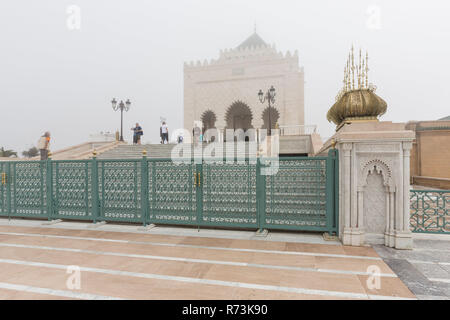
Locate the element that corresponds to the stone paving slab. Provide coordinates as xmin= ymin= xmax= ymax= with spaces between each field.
xmin=374 ymin=242 xmax=450 ymax=300
xmin=412 ymin=263 xmax=450 ymax=280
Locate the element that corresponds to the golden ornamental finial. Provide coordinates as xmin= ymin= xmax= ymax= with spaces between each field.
xmin=365 ymin=51 xmax=369 ymax=88
xmin=361 ymin=58 xmax=365 ymax=89
xmin=341 ymin=46 xmax=371 ymax=92
xmin=331 ymin=138 xmax=336 ymax=149
xmin=327 ymin=46 xmax=387 ymax=128
xmin=359 ymin=49 xmax=363 ymax=88
xmin=347 ymin=59 xmax=351 ymax=90
xmin=343 ymin=66 xmax=347 ymax=89
xmin=351 ymin=46 xmax=355 ymax=90
xmin=92 ymin=149 xmax=97 ymax=157
xmin=142 ymin=149 xmax=147 ymax=156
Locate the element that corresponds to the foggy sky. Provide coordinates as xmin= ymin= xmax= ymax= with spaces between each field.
xmin=1 ymin=0 xmax=449 ymax=153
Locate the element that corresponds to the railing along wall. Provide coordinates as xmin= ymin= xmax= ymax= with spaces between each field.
xmin=410 ymin=189 xmax=450 ymax=234
xmin=0 ymin=150 xmax=339 ymax=235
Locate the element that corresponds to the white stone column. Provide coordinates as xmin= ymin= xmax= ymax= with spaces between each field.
xmin=215 ymin=118 xmax=226 ymax=143
xmin=386 ymin=186 xmax=396 ymax=247
xmin=393 ymin=142 xmax=413 ymax=250
xmin=357 ymin=186 xmax=364 ymax=228
xmin=215 ymin=126 xmax=224 ymax=143
xmin=403 ymin=142 xmax=412 ymax=231
xmin=384 ymin=189 xmax=390 ymax=245
xmin=342 ymin=143 xmax=353 ymax=245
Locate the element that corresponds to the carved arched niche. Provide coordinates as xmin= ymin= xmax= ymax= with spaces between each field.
xmin=359 ymin=159 xmax=393 ymax=188
xmin=357 ymin=159 xmax=396 ymax=236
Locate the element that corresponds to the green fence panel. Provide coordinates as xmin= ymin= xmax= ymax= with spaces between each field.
xmin=9 ymin=161 xmax=49 ymax=218
xmin=410 ymin=190 xmax=450 ymax=234
xmin=51 ymin=160 xmax=93 ymax=221
xmin=261 ymin=156 xmax=329 ymax=232
xmin=201 ymin=159 xmax=258 ymax=228
xmin=147 ymin=159 xmax=197 ymax=225
xmin=97 ymin=160 xmax=142 ymax=223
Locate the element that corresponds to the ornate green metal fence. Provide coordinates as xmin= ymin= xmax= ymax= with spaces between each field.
xmin=410 ymin=190 xmax=450 ymax=234
xmin=98 ymin=159 xmax=142 ymax=223
xmin=201 ymin=159 xmax=258 ymax=228
xmin=8 ymin=161 xmax=49 ymax=219
xmin=0 ymin=149 xmax=339 ymax=235
xmin=52 ymin=160 xmax=93 ymax=221
xmin=149 ymin=160 xmax=197 ymax=224
xmin=261 ymin=153 xmax=338 ymax=232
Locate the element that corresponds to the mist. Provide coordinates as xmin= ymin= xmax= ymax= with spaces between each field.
xmin=1 ymin=0 xmax=449 ymax=153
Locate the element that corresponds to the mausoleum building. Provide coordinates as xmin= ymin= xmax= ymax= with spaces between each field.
xmin=183 ymin=32 xmax=305 ymax=142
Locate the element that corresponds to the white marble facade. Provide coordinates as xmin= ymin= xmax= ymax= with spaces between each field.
xmin=183 ymin=32 xmax=305 ymax=136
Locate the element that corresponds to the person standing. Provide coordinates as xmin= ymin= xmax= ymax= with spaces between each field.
xmin=37 ymin=132 xmax=51 ymax=160
xmin=131 ymin=123 xmax=143 ymax=145
xmin=160 ymin=121 xmax=169 ymax=144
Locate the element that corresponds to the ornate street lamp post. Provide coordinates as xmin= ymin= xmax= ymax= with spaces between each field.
xmin=111 ymin=98 xmax=131 ymax=141
xmin=258 ymin=86 xmax=276 ymax=136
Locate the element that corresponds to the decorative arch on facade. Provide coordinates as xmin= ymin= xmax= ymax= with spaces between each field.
xmin=224 ymin=101 xmax=254 ymax=142
xmin=356 ymin=158 xmax=396 ymax=238
xmin=201 ymin=110 xmax=218 ymax=142
xmin=261 ymin=106 xmax=280 ymax=130
xmin=360 ymin=159 xmax=393 ymax=189
xmin=225 ymin=101 xmax=254 ymax=130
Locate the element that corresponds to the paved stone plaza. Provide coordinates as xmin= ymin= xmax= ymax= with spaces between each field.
xmin=374 ymin=239 xmax=450 ymax=300
xmin=0 ymin=219 xmax=420 ymax=300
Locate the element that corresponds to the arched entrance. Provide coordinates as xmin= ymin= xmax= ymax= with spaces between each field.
xmin=225 ymin=101 xmax=253 ymax=141
xmin=261 ymin=106 xmax=280 ymax=133
xmin=201 ymin=110 xmax=217 ymax=142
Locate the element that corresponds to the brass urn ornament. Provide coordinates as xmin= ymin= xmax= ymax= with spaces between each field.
xmin=327 ymin=46 xmax=387 ymax=130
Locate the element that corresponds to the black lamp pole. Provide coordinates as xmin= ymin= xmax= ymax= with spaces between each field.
xmin=111 ymin=98 xmax=131 ymax=141
xmin=258 ymin=86 xmax=276 ymax=136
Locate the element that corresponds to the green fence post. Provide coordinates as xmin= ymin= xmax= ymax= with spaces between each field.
xmin=141 ymin=150 xmax=149 ymax=226
xmin=46 ymin=155 xmax=53 ymax=220
xmin=334 ymin=148 xmax=339 ymax=236
xmin=326 ymin=150 xmax=334 ymax=235
xmin=6 ymin=162 xmax=11 ymax=220
xmin=196 ymin=162 xmax=203 ymax=228
xmin=257 ymin=158 xmax=267 ymax=231
xmin=151 ymin=160 xmax=156 ymax=224
xmin=91 ymin=153 xmax=99 ymax=223
xmin=256 ymin=158 xmax=261 ymax=230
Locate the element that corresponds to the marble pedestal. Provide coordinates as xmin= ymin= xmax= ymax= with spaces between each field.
xmin=326 ymin=121 xmax=415 ymax=249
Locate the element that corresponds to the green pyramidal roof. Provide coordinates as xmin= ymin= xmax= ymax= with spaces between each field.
xmin=438 ymin=115 xmax=450 ymax=121
xmin=237 ymin=32 xmax=268 ymax=49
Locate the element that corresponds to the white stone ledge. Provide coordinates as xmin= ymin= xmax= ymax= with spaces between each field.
xmin=413 ymin=233 xmax=450 ymax=241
